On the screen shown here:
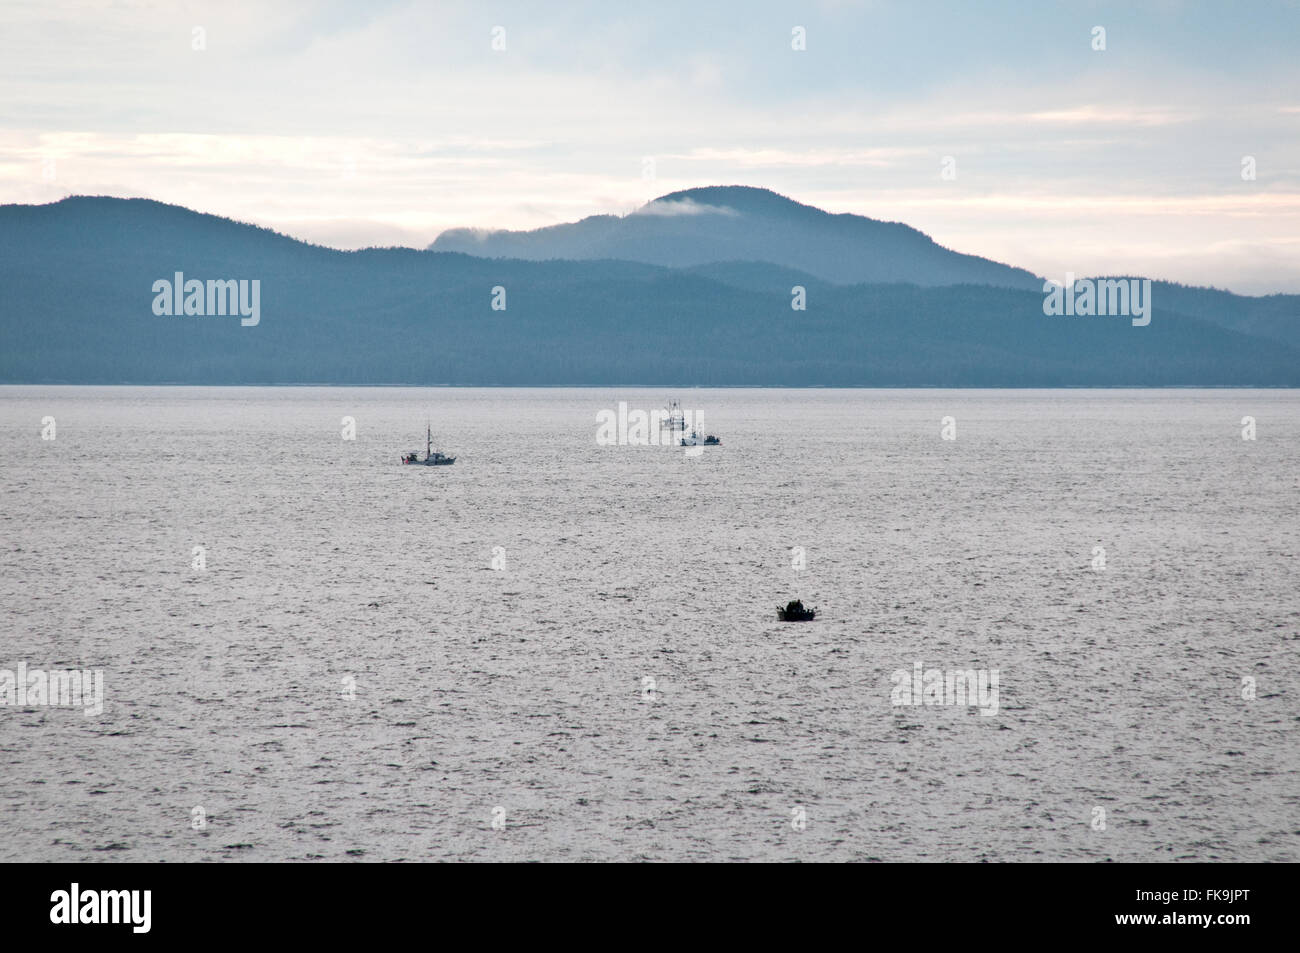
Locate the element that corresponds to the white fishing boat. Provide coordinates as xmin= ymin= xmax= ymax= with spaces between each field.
xmin=401 ymin=424 xmax=456 ymax=466
xmin=661 ymin=399 xmax=686 ymax=431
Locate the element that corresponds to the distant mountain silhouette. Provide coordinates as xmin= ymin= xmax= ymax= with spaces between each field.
xmin=1 ymin=193 xmax=1297 ymax=385
xmin=431 ymin=185 xmax=1045 ymax=290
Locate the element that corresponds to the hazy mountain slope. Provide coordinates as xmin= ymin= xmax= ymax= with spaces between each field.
xmin=1148 ymin=280 xmax=1300 ymax=351
xmin=431 ymin=185 xmax=1045 ymax=290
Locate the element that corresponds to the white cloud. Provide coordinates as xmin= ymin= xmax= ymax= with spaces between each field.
xmin=634 ymin=198 xmax=739 ymax=217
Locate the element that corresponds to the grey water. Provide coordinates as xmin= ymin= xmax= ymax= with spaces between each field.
xmin=1 ymin=387 xmax=1296 ymax=862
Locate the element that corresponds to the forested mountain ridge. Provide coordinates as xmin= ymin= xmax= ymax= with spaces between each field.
xmin=1 ymin=193 xmax=1296 ymax=385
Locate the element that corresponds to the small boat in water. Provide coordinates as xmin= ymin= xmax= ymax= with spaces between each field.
xmin=402 ymin=424 xmax=456 ymax=466
xmin=777 ymin=599 xmax=816 ymax=622
xmin=680 ymin=430 xmax=721 ymax=447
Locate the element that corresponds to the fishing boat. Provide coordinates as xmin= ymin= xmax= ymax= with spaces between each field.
xmin=777 ymin=599 xmax=816 ymax=622
xmin=661 ymin=399 xmax=686 ymax=431
xmin=401 ymin=424 xmax=456 ymax=466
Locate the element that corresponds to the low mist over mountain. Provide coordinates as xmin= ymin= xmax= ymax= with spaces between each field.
xmin=432 ymin=186 xmax=1044 ymax=290
xmin=1 ymin=193 xmax=1297 ymax=385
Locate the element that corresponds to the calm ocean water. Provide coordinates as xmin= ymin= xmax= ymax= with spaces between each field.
xmin=1 ymin=387 xmax=1296 ymax=862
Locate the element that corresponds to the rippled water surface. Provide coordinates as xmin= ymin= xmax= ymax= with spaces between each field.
xmin=1 ymin=387 xmax=1296 ymax=862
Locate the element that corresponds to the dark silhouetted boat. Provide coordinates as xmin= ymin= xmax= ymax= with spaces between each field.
xmin=777 ymin=599 xmax=816 ymax=621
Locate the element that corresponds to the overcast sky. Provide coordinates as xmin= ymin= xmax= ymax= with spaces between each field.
xmin=2 ymin=0 xmax=1297 ymax=293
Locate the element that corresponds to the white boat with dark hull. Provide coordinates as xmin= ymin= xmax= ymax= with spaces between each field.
xmin=402 ymin=424 xmax=456 ymax=466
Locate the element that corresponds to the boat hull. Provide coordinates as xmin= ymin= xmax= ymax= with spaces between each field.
xmin=777 ymin=608 xmax=816 ymax=622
